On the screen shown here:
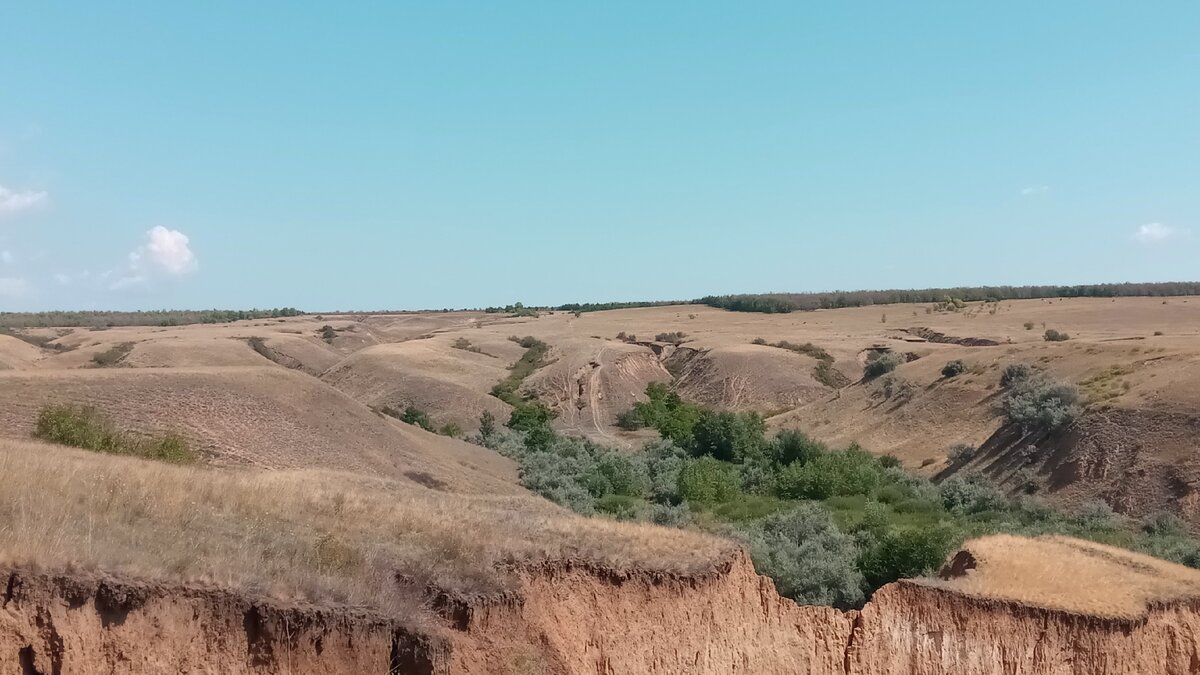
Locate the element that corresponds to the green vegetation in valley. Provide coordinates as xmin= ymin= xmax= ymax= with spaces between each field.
xmin=490 ymin=336 xmax=552 ymax=406
xmin=474 ymin=382 xmax=1200 ymax=610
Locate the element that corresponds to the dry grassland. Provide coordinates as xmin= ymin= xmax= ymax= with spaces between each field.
xmin=0 ymin=438 xmax=733 ymax=613
xmin=922 ymin=534 xmax=1200 ymax=618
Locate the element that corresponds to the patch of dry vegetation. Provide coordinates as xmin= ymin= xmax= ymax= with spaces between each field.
xmin=91 ymin=342 xmax=134 ymax=367
xmin=922 ymin=534 xmax=1200 ymax=619
xmin=0 ymin=439 xmax=732 ymax=612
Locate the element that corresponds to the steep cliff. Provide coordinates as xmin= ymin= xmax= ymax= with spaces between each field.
xmin=6 ymin=536 xmax=1200 ymax=674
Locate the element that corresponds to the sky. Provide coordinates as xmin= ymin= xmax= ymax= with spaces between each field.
xmin=1 ymin=2 xmax=1197 ymax=311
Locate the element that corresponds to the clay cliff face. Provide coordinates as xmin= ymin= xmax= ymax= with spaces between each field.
xmin=5 ymin=551 xmax=1200 ymax=674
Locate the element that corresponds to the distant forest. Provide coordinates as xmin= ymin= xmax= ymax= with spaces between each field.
xmin=0 ymin=308 xmax=304 ymax=329
xmin=697 ymin=282 xmax=1200 ymax=314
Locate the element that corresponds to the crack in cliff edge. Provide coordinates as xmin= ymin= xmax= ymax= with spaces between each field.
xmin=842 ymin=610 xmax=863 ymax=674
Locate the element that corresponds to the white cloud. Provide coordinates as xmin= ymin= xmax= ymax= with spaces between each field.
xmin=0 ymin=277 xmax=30 ymax=297
xmin=53 ymin=272 xmax=71 ymax=286
xmin=0 ymin=184 xmax=48 ymax=216
xmin=107 ymin=227 xmax=198 ymax=290
xmin=1133 ymin=222 xmax=1186 ymax=244
xmin=0 ymin=250 xmax=12 ymax=265
xmin=131 ymin=226 xmax=198 ymax=275
xmin=1020 ymin=186 xmax=1050 ymax=197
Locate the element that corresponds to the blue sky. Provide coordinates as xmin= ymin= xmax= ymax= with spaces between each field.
xmin=1 ymin=2 xmax=1197 ymax=311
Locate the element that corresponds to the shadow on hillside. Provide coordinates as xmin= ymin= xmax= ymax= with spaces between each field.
xmin=935 ymin=421 xmax=1078 ymax=492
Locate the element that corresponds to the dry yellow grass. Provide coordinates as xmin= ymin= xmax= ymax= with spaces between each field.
xmin=920 ymin=534 xmax=1200 ymax=619
xmin=0 ymin=438 xmax=733 ymax=613
xmin=0 ymin=366 xmax=519 ymax=494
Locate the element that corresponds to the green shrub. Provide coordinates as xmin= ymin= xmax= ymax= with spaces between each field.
xmin=775 ymin=449 xmax=883 ymax=500
xmin=771 ymin=429 xmax=825 ymax=466
xmin=941 ymin=360 xmax=967 ymax=378
xmin=648 ymin=503 xmax=694 ymax=528
xmin=879 ymin=375 xmax=915 ymax=401
xmin=478 ymin=410 xmax=497 ymax=440
xmin=1002 ymin=377 xmax=1081 ymax=430
xmin=320 ymin=325 xmax=337 ymax=341
xmin=654 ymin=331 xmax=687 ymax=344
xmin=947 ymin=443 xmax=976 ymax=463
xmin=397 ymin=405 xmax=435 ymax=432
xmin=643 ymin=440 xmax=688 ymax=505
xmin=938 ymin=472 xmax=1007 ymax=515
xmin=745 ymin=504 xmax=865 ymax=608
xmin=615 ymin=408 xmax=646 ymax=430
xmin=595 ymin=494 xmax=645 ymax=520
xmin=586 ymin=453 xmax=649 ymax=498
xmin=863 ymin=351 xmax=904 ymax=379
xmin=438 ymin=422 xmax=462 ymax=438
xmin=857 ymin=524 xmax=959 ymax=591
xmin=34 ymin=404 xmax=196 ymax=464
xmin=677 ymin=457 xmax=740 ymax=503
xmin=507 ymin=402 xmax=556 ymax=451
xmin=1000 ymin=363 xmax=1034 ymax=388
xmin=689 ymin=409 xmax=766 ymax=462
xmin=1043 ymin=329 xmax=1070 ymax=342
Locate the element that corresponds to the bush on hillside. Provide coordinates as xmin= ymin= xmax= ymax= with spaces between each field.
xmin=34 ymin=404 xmax=196 ymax=464
xmin=941 ymin=360 xmax=967 ymax=378
xmin=879 ymin=375 xmax=915 ymax=402
xmin=863 ymin=351 xmax=904 ymax=379
xmin=1002 ymin=377 xmax=1081 ymax=431
xmin=654 ymin=331 xmax=688 ymax=344
xmin=1043 ymin=329 xmax=1070 ymax=342
xmin=1000 ymin=363 xmax=1034 ymax=388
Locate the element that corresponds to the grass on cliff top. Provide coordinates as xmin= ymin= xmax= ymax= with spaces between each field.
xmin=922 ymin=534 xmax=1200 ymax=619
xmin=0 ymin=438 xmax=732 ymax=614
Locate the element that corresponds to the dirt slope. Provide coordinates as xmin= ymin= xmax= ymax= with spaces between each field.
xmin=0 ymin=367 xmax=517 ymax=493
xmin=7 ymin=535 xmax=1200 ymax=674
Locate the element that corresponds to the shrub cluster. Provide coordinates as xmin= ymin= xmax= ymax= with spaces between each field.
xmin=478 ymin=382 xmax=1200 ymax=609
xmin=1002 ymin=376 xmax=1081 ymax=431
xmin=1043 ymin=329 xmax=1070 ymax=342
xmin=35 ymin=404 xmax=196 ymax=463
xmin=941 ymin=360 xmax=966 ymax=378
xmin=654 ymin=331 xmax=688 ymax=344
xmin=91 ymin=342 xmax=135 ymax=367
xmin=491 ymin=337 xmax=551 ymax=406
xmin=863 ymin=351 xmax=904 ymax=379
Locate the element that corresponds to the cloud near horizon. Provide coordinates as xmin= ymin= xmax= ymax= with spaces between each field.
xmin=1020 ymin=186 xmax=1050 ymax=196
xmin=0 ymin=184 xmax=49 ymax=216
xmin=109 ymin=226 xmax=198 ymax=290
xmin=1133 ymin=222 xmax=1186 ymax=244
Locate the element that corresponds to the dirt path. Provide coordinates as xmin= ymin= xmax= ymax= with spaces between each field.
xmin=585 ymin=347 xmax=615 ymax=441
